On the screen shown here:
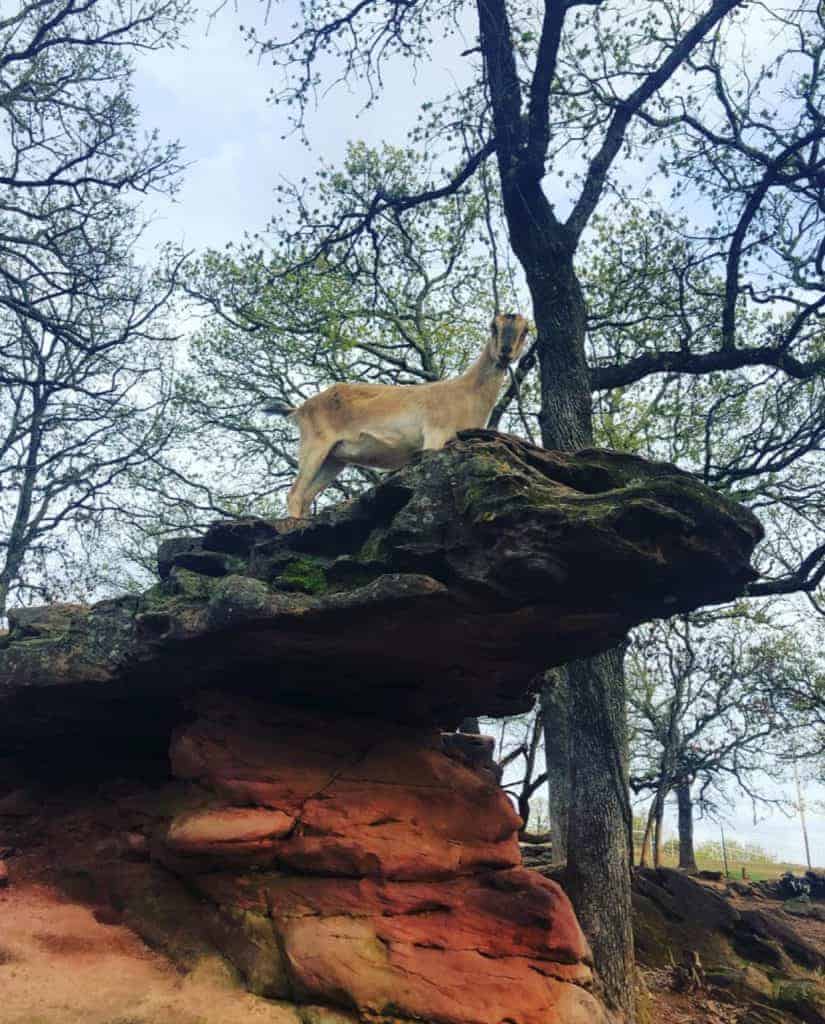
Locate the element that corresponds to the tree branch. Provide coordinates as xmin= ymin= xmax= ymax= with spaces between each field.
xmin=566 ymin=0 xmax=741 ymax=239
xmin=590 ymin=344 xmax=825 ymax=391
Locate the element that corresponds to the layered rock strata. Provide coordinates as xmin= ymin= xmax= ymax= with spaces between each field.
xmin=143 ymin=693 xmax=609 ymax=1024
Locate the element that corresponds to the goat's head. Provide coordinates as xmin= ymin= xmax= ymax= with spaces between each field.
xmin=489 ymin=313 xmax=530 ymax=369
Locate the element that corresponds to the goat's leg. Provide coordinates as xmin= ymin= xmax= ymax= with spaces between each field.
xmin=421 ymin=428 xmax=455 ymax=451
xmin=301 ymin=456 xmax=344 ymax=511
xmin=287 ymin=442 xmax=331 ymax=518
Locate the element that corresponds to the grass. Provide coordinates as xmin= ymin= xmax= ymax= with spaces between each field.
xmin=655 ymin=852 xmax=816 ymax=882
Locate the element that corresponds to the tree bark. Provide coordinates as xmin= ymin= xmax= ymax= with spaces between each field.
xmin=540 ymin=671 xmax=570 ymax=860
xmin=517 ymin=706 xmax=545 ymax=829
xmin=676 ymin=781 xmax=698 ymax=873
xmin=520 ymin=234 xmax=633 ymax=1021
xmin=529 ymin=256 xmax=633 ymax=1019
xmin=491 ymin=122 xmax=634 ymax=1024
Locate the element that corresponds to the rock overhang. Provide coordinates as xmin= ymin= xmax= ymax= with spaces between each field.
xmin=0 ymin=429 xmax=763 ymax=740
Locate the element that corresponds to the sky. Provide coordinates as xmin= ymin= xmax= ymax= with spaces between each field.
xmin=132 ymin=0 xmax=478 ymax=258
xmin=130 ymin=2 xmax=825 ymax=869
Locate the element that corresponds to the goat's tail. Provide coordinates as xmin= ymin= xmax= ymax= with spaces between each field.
xmin=262 ymin=398 xmax=296 ymax=417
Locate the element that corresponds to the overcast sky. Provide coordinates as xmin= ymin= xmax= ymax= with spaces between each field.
xmin=131 ymin=3 xmax=824 ymax=869
xmin=133 ymin=1 xmax=479 ymax=257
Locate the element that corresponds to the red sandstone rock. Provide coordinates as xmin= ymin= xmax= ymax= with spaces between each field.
xmin=167 ymin=698 xmax=522 ymax=879
xmin=192 ymin=868 xmax=606 ymax=1024
xmin=196 ymin=868 xmax=591 ymax=966
xmin=281 ymin=915 xmax=610 ymax=1024
xmin=166 ymin=807 xmax=296 ymax=857
xmin=156 ymin=697 xmax=612 ymax=1023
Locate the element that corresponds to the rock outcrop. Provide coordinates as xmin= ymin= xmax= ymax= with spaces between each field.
xmin=0 ymin=431 xmax=764 ymax=1024
xmin=0 ymin=430 xmax=761 ymax=739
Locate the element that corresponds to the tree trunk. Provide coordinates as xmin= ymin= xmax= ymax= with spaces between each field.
xmin=474 ymin=4 xmax=634 ymax=1008
xmin=652 ymin=785 xmax=667 ymax=868
xmin=565 ymin=649 xmax=634 ymax=1018
xmin=522 ymin=232 xmax=633 ymax=1020
xmin=495 ymin=179 xmax=633 ymax=1021
xmin=539 ymin=671 xmax=570 ymax=860
xmin=676 ymin=781 xmax=698 ymax=873
xmin=639 ymin=800 xmax=656 ymax=868
xmin=517 ymin=706 xmax=544 ymax=830
xmin=0 ymin=392 xmax=46 ymax=623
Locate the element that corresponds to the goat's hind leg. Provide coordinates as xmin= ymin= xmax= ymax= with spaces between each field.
xmin=302 ymin=455 xmax=344 ymax=511
xmin=421 ymin=427 xmax=455 ymax=451
xmin=287 ymin=440 xmax=332 ymax=518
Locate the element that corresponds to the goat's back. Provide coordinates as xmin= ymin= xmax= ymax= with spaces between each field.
xmin=295 ymin=380 xmax=428 ymax=432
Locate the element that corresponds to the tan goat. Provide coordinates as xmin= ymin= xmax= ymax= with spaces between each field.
xmin=264 ymin=313 xmax=531 ymax=518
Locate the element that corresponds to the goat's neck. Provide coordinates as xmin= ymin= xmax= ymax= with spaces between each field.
xmin=462 ymin=343 xmax=507 ymax=422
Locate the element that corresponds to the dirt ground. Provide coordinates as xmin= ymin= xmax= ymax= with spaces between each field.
xmin=0 ymin=877 xmax=302 ymax=1024
xmin=643 ymin=966 xmax=746 ymax=1024
xmin=642 ymin=882 xmax=825 ymax=1023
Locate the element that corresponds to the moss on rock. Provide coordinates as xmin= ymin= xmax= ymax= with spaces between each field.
xmin=277 ymin=558 xmax=329 ymax=596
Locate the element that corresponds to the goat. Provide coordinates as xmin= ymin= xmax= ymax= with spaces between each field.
xmin=264 ymin=313 xmax=531 ymax=518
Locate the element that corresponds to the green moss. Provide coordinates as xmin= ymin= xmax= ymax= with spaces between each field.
xmin=774 ymin=979 xmax=825 ymax=1018
xmin=140 ymin=573 xmax=218 ymax=610
xmin=357 ymin=531 xmax=388 ymax=564
xmin=325 ymin=556 xmax=384 ymax=591
xmin=172 ymin=569 xmax=220 ymax=602
xmin=278 ymin=557 xmax=329 ymax=595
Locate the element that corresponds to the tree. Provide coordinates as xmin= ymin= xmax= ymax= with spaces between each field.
xmin=584 ymin=206 xmax=825 ymax=613
xmin=0 ymin=0 xmax=191 ymax=618
xmin=628 ymin=611 xmax=793 ymax=873
xmin=161 ymin=0 xmax=825 ymax=1011
xmin=490 ymin=700 xmax=549 ymax=835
